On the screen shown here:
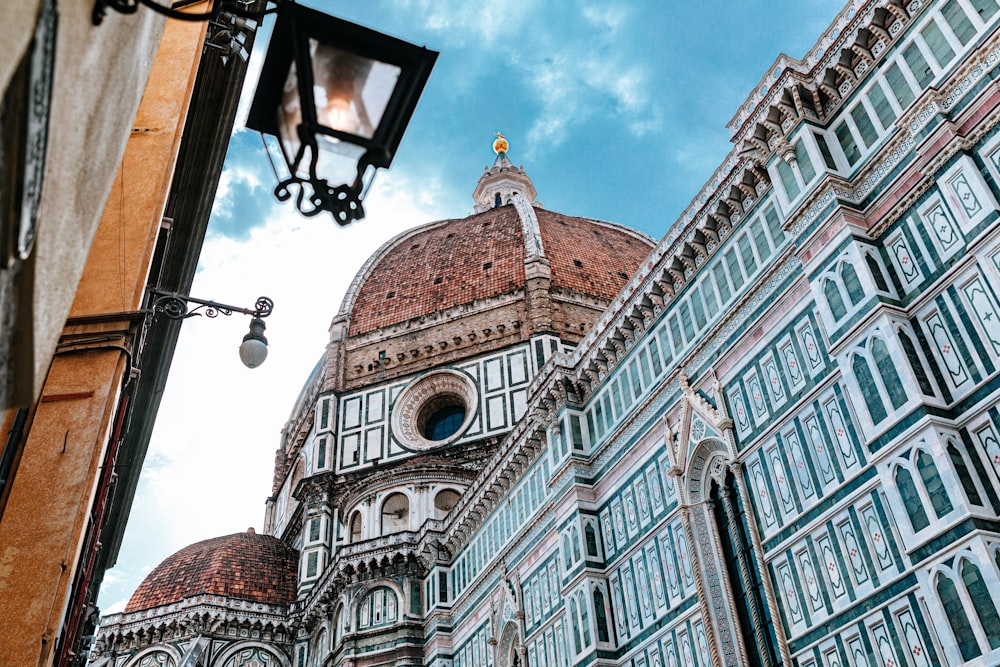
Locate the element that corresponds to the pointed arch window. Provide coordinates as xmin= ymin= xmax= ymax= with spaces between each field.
xmin=866 ymin=253 xmax=890 ymax=292
xmin=825 ymin=278 xmax=847 ymax=321
xmin=853 ymin=352 xmax=888 ymax=424
xmin=570 ymin=525 xmax=582 ymax=562
xmin=872 ymin=338 xmax=907 ymax=409
xmin=569 ymin=598 xmax=582 ymax=654
xmin=898 ymin=329 xmax=935 ymax=396
xmin=593 ymin=588 xmax=611 ymax=643
xmin=894 ymin=465 xmax=930 ymax=532
xmin=917 ymin=450 xmax=954 ymax=517
xmin=334 ymin=605 xmax=345 ymax=644
xmin=578 ymin=590 xmax=592 ymax=647
xmin=584 ymin=523 xmax=599 ymax=558
xmin=960 ymin=560 xmax=1000 ymax=649
xmin=938 ymin=573 xmax=980 ymax=661
xmin=948 ymin=441 xmax=984 ymax=506
xmin=311 ymin=629 xmax=327 ymax=667
xmin=841 ymin=262 xmax=865 ymax=306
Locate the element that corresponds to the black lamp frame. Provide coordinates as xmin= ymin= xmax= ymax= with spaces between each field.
xmin=246 ymin=2 xmax=437 ymax=224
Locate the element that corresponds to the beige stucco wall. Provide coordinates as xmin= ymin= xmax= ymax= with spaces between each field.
xmin=1 ymin=0 xmax=165 ymax=405
xmin=0 ymin=348 xmax=127 ymax=666
xmin=0 ymin=10 xmax=207 ymax=665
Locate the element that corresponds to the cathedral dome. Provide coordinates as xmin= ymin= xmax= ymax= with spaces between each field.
xmin=342 ymin=205 xmax=654 ymax=337
xmin=124 ymin=530 xmax=298 ymax=613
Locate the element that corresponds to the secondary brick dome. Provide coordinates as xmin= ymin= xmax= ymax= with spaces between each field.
xmin=125 ymin=531 xmax=298 ymax=613
xmin=344 ymin=204 xmax=654 ymax=337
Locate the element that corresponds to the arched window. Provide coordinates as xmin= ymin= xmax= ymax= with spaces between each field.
xmin=866 ymin=253 xmax=890 ymax=292
xmin=898 ymin=330 xmax=935 ymax=396
xmin=334 ymin=605 xmax=345 ymax=644
xmin=960 ymin=560 xmax=1000 ymax=649
xmin=578 ymin=591 xmax=592 ymax=647
xmin=593 ymin=588 xmax=611 ymax=643
xmin=311 ymin=629 xmax=327 ymax=667
xmin=825 ymin=278 xmax=847 ymax=320
xmin=381 ymin=493 xmax=409 ymax=535
xmin=358 ymin=587 xmax=398 ymax=630
xmin=584 ymin=523 xmax=599 ymax=558
xmin=571 ymin=525 xmax=582 ymax=562
xmin=569 ymin=598 xmax=582 ymax=653
xmin=494 ymin=192 xmax=502 ymax=208
xmin=872 ymin=338 xmax=906 ymax=409
xmin=894 ymin=465 xmax=930 ymax=532
xmin=853 ymin=353 xmax=887 ymax=424
xmin=349 ymin=511 xmax=363 ymax=543
xmin=937 ymin=573 xmax=980 ymax=661
xmin=948 ymin=441 xmax=984 ymax=506
xmin=841 ymin=262 xmax=865 ymax=305
xmin=434 ymin=489 xmax=460 ymax=519
xmin=917 ymin=450 xmax=953 ymax=517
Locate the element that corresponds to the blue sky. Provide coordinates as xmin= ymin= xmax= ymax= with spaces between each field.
xmin=97 ymin=0 xmax=844 ymax=615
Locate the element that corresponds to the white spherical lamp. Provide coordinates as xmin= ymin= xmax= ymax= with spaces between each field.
xmin=239 ymin=317 xmax=269 ymax=368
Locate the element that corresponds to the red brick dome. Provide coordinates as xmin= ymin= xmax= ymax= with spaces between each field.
xmin=125 ymin=531 xmax=297 ymax=613
xmin=344 ymin=205 xmax=654 ymax=336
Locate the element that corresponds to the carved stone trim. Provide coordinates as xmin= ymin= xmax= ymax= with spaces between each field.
xmin=390 ymin=369 xmax=479 ymax=452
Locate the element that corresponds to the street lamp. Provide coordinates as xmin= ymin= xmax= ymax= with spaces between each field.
xmin=93 ymin=0 xmax=437 ymax=225
xmin=147 ymin=290 xmax=274 ymax=368
xmin=246 ymin=1 xmax=438 ymax=224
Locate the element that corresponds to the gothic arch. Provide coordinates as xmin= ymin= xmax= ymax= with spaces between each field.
xmin=683 ymin=437 xmax=731 ymax=506
xmin=351 ymin=578 xmax=406 ymax=631
xmin=333 ymin=602 xmax=346 ymax=644
xmin=680 ymin=436 xmax=785 ymax=667
xmin=216 ymin=643 xmax=290 ymax=667
xmin=124 ymin=647 xmax=181 ymax=667
xmin=496 ymin=620 xmax=524 ymax=667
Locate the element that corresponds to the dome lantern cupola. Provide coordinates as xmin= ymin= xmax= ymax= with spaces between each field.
xmin=472 ymin=132 xmax=538 ymax=212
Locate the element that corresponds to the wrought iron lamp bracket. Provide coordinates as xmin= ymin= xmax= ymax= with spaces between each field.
xmin=147 ymin=289 xmax=273 ymax=321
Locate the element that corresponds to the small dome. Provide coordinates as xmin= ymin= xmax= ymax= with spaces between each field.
xmin=125 ymin=531 xmax=298 ymax=613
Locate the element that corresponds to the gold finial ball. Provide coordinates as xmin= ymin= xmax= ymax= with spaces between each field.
xmin=493 ymin=131 xmax=508 ymax=155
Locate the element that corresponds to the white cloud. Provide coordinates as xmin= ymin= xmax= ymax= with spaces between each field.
xmin=400 ymin=0 xmax=540 ymax=47
xmin=394 ymin=0 xmax=658 ymax=155
xmin=581 ymin=3 xmax=629 ymax=32
xmin=102 ymin=598 xmax=128 ymax=615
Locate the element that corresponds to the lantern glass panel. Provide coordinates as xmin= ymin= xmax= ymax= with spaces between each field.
xmin=310 ymin=40 xmax=400 ymax=139
xmin=275 ymin=61 xmax=365 ymax=186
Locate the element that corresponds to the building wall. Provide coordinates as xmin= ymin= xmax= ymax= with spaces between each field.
xmin=0 ymin=0 xmax=167 ymax=407
xmin=415 ymin=1 xmax=1000 ymax=665
xmin=427 ymin=2 xmax=1000 ymax=667
xmin=0 ymin=14 xmax=207 ymax=666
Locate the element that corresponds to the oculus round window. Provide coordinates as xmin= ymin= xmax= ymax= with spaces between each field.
xmin=391 ymin=370 xmax=477 ymax=451
xmin=421 ymin=403 xmax=465 ymax=441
